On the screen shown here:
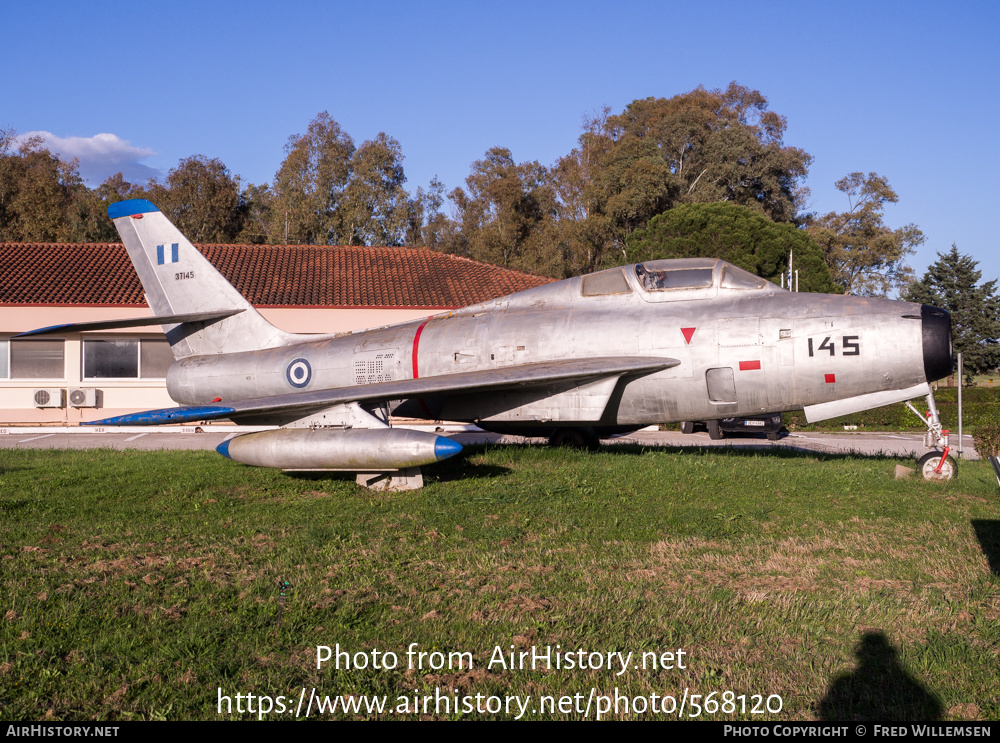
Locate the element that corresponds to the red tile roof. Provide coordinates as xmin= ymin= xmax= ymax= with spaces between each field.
xmin=0 ymin=243 xmax=553 ymax=307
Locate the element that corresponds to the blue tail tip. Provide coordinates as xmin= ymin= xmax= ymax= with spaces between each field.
xmin=216 ymin=439 xmax=232 ymax=459
xmin=434 ymin=436 xmax=463 ymax=461
xmin=108 ymin=198 xmax=160 ymax=219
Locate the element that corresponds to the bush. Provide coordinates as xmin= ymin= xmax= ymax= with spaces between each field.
xmin=973 ymin=421 xmax=1000 ymax=457
xmin=787 ymin=386 xmax=1000 ymax=433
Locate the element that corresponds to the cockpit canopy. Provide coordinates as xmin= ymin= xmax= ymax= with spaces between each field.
xmin=634 ymin=258 xmax=771 ymax=292
xmin=577 ymin=258 xmax=776 ymax=301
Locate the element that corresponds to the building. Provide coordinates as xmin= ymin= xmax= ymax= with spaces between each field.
xmin=0 ymin=242 xmax=552 ymax=424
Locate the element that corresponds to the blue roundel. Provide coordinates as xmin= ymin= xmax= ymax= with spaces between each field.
xmin=286 ymin=358 xmax=312 ymax=388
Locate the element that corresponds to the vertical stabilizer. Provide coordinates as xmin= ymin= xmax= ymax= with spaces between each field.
xmin=108 ymin=199 xmax=293 ymax=358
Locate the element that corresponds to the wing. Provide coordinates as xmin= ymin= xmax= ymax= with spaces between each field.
xmin=84 ymin=356 xmax=679 ymax=426
xmin=12 ymin=310 xmax=245 ymax=338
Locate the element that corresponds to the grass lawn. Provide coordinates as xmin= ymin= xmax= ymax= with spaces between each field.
xmin=1 ymin=444 xmax=998 ymax=721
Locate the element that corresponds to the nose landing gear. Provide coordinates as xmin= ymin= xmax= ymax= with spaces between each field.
xmin=906 ymin=391 xmax=956 ymax=481
xmin=917 ymin=451 xmax=957 ymax=481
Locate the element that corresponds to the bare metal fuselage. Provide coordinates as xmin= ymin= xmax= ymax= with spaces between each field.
xmin=165 ymin=264 xmax=941 ymax=431
xmin=68 ymin=199 xmax=952 ymax=486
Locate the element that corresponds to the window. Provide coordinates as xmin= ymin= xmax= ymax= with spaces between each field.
xmin=84 ymin=339 xmax=137 ymax=378
xmin=10 ymin=339 xmax=65 ymax=379
xmin=581 ymin=268 xmax=632 ymax=296
xmin=720 ymin=265 xmax=767 ymax=290
xmin=0 ymin=339 xmax=7 ymax=378
xmin=83 ymin=338 xmax=172 ymax=379
xmin=634 ymin=264 xmax=715 ymax=292
xmin=140 ymin=339 xmax=173 ymax=378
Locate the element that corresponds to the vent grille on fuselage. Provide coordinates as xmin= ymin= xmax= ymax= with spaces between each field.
xmin=354 ymin=352 xmax=397 ymax=386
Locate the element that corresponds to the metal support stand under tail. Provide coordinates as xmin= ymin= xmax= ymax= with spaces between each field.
xmin=355 ymin=468 xmax=424 ymax=492
xmin=905 ymin=391 xmax=956 ymax=481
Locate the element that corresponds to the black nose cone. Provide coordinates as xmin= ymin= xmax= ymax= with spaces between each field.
xmin=921 ymin=304 xmax=953 ymax=382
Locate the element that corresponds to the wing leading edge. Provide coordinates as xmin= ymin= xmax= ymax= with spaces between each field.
xmin=13 ymin=310 xmax=245 ymax=338
xmin=84 ymin=356 xmax=679 ymax=426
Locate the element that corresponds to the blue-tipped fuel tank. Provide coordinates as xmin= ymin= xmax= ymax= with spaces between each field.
xmin=217 ymin=427 xmax=462 ymax=471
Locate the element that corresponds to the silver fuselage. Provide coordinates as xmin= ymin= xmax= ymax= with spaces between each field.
xmin=165 ymin=261 xmax=943 ymax=430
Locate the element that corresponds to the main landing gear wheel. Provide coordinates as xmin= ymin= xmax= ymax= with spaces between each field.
xmin=917 ymin=452 xmax=957 ymax=481
xmin=680 ymin=421 xmax=695 ymax=435
xmin=549 ymin=428 xmax=601 ymax=451
xmin=706 ymin=420 xmax=724 ymax=440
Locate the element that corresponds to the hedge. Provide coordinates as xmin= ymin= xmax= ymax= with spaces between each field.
xmin=787 ymin=386 xmax=1000 ymax=432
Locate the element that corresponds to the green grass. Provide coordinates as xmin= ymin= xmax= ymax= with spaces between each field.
xmin=1 ymin=445 xmax=999 ymax=721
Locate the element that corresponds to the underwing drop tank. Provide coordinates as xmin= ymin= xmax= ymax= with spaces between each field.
xmin=216 ymin=427 xmax=463 ymax=471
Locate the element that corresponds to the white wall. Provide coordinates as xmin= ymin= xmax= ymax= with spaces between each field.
xmin=0 ymin=306 xmax=441 ymax=423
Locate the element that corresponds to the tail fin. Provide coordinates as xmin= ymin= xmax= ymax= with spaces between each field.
xmin=109 ymin=199 xmax=294 ymax=358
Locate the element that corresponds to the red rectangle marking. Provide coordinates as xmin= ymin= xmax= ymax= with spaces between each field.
xmin=739 ymin=360 xmax=761 ymax=371
xmin=825 ymin=373 xmax=836 ymax=383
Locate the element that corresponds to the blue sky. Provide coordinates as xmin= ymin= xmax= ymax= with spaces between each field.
xmin=4 ymin=0 xmax=998 ymax=284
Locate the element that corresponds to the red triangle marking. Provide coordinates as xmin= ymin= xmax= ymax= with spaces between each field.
xmin=681 ymin=327 xmax=696 ymax=344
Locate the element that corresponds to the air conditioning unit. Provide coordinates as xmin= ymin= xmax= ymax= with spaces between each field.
xmin=33 ymin=388 xmax=65 ymax=408
xmin=69 ymin=388 xmax=98 ymax=408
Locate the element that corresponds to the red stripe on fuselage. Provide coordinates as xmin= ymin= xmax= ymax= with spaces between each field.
xmin=412 ymin=320 xmax=430 ymax=378
xmin=411 ymin=320 xmax=433 ymax=417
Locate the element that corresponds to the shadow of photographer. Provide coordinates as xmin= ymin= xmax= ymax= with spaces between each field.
xmin=818 ymin=631 xmax=942 ymax=721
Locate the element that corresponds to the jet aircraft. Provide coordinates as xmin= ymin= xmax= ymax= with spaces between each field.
xmin=19 ymin=199 xmax=955 ymax=489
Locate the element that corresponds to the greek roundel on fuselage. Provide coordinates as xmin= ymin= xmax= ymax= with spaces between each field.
xmin=286 ymin=358 xmax=312 ymax=388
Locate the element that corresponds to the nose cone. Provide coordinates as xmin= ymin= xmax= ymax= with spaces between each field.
xmin=433 ymin=436 xmax=463 ymax=462
xmin=921 ymin=304 xmax=953 ymax=382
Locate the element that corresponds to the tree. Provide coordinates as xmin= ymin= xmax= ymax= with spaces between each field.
xmin=270 ymin=112 xmax=355 ymax=244
xmin=551 ymin=84 xmax=812 ymax=273
xmin=95 ymin=171 xmax=141 ymax=204
xmin=234 ymin=182 xmax=274 ymax=245
xmin=624 ymin=202 xmax=840 ymax=293
xmin=148 ymin=155 xmax=243 ymax=243
xmin=64 ymin=181 xmax=119 ymax=243
xmin=266 ymin=113 xmax=424 ymax=247
xmin=405 ymin=176 xmax=454 ymax=250
xmin=904 ymin=246 xmax=1000 ymax=375
xmin=807 ymin=172 xmax=923 ymax=296
xmin=448 ymin=147 xmax=562 ymax=275
xmin=0 ymin=130 xmax=114 ymax=243
xmin=339 ymin=133 xmax=410 ymax=247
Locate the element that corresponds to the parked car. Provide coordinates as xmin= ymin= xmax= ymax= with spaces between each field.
xmin=680 ymin=414 xmax=783 ymax=441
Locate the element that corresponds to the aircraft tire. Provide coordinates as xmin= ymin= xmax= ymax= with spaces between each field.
xmin=707 ymin=420 xmax=724 ymax=441
xmin=917 ymin=452 xmax=957 ymax=481
xmin=549 ymin=428 xmax=601 ymax=451
xmin=680 ymin=421 xmax=695 ymax=435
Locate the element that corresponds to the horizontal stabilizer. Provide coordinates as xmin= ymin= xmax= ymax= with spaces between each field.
xmin=13 ymin=310 xmax=245 ymax=338
xmin=84 ymin=356 xmax=679 ymax=426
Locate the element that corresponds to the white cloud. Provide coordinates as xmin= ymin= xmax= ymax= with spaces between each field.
xmin=15 ymin=131 xmax=162 ymax=185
